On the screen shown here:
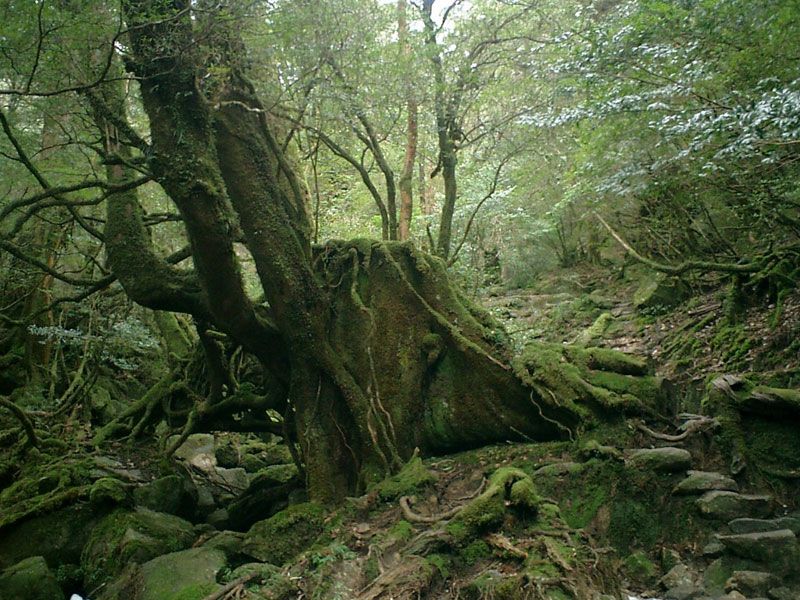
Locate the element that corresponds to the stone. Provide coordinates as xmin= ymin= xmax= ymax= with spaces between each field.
xmin=206 ymin=508 xmax=230 ymax=529
xmin=132 ymin=547 xmax=226 ymax=600
xmin=701 ymin=540 xmax=725 ymax=558
xmin=704 ymin=556 xmax=763 ymax=595
xmin=0 ymin=556 xmax=63 ymax=600
xmin=725 ymin=571 xmax=776 ymax=597
xmin=201 ymin=530 xmax=245 ymax=559
xmin=696 ymin=491 xmax=772 ymax=520
xmin=89 ymin=477 xmax=131 ymax=507
xmin=243 ymin=502 xmax=326 ymax=565
xmin=673 ymin=471 xmax=738 ymax=495
xmin=0 ymin=503 xmax=99 ymax=570
xmin=80 ymin=507 xmax=196 ymax=590
xmin=634 ymin=273 xmax=689 ymax=309
xmin=172 ymin=433 xmax=216 ymax=467
xmin=663 ymin=584 xmax=704 ymax=599
xmin=626 ymin=447 xmax=692 ymax=472
xmin=769 ymin=586 xmax=800 ymax=600
xmin=717 ymin=529 xmax=799 ymax=574
xmin=133 ymin=475 xmax=196 ymax=519
xmin=661 ymin=563 xmax=694 ymax=589
xmin=728 ymin=516 xmax=800 ymax=535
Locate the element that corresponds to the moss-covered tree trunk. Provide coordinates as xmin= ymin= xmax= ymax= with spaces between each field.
xmin=118 ymin=1 xmax=661 ymax=504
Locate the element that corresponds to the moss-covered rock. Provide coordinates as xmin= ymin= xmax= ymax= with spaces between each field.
xmin=633 ymin=273 xmax=688 ymax=309
xmin=370 ymin=455 xmax=437 ymax=502
xmin=626 ymin=447 xmax=692 ymax=473
xmin=447 ymin=467 xmax=539 ymax=544
xmin=0 ymin=556 xmax=63 ymax=600
xmin=102 ymin=547 xmax=226 ymax=600
xmin=90 ymin=477 xmax=131 ymax=508
xmin=133 ymin=475 xmax=196 ymax=518
xmin=81 ymin=507 xmax=196 ymax=591
xmin=242 ymin=502 xmax=327 ymax=565
xmin=0 ymin=503 xmax=99 ymax=570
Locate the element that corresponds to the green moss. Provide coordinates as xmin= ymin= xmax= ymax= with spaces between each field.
xmin=89 ymin=477 xmax=129 ymax=507
xmin=460 ymin=540 xmax=491 ymax=566
xmin=622 ymin=550 xmax=657 ymax=582
xmin=0 ymin=456 xmax=94 ymax=530
xmin=448 ymin=467 xmax=539 ymax=544
xmin=81 ymin=508 xmax=196 ymax=590
xmin=243 ymin=502 xmax=327 ymax=566
xmin=388 ymin=519 xmax=414 ymax=541
xmin=168 ymin=583 xmax=219 ymax=600
xmin=561 ymin=482 xmax=608 ymax=529
xmin=371 ymin=455 xmax=436 ymax=502
xmin=426 ymin=553 xmax=451 ymax=579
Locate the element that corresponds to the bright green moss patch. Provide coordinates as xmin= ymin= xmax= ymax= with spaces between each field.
xmin=371 ymin=455 xmax=437 ymax=502
xmin=447 ymin=467 xmax=540 ymax=544
xmin=243 ymin=502 xmax=327 ymax=565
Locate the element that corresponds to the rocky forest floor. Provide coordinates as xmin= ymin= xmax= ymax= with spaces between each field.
xmin=1 ymin=265 xmax=799 ymax=600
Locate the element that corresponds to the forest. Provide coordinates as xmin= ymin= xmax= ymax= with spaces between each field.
xmin=0 ymin=0 xmax=799 ymax=599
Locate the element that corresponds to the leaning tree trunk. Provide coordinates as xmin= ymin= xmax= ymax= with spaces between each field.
xmin=121 ymin=0 xmax=665 ymax=504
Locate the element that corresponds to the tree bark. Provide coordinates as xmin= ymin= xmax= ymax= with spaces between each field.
xmin=422 ymin=1 xmax=458 ymax=260
xmin=119 ymin=1 xmax=662 ymax=504
xmin=398 ymin=0 xmax=418 ymax=242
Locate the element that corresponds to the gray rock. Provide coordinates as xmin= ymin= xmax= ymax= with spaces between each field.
xmin=664 ymin=584 xmax=705 ymax=599
xmin=0 ymin=556 xmax=62 ymax=600
xmin=703 ymin=556 xmax=763 ymax=595
xmin=103 ymin=547 xmax=226 ymax=600
xmin=674 ymin=471 xmax=739 ymax=495
xmin=627 ymin=447 xmax=692 ymax=472
xmin=725 ymin=571 xmax=776 ymax=597
xmin=80 ymin=507 xmax=197 ymax=591
xmin=133 ymin=474 xmax=196 ymax=518
xmin=634 ymin=273 xmax=689 ymax=309
xmin=717 ymin=529 xmax=798 ymax=574
xmin=0 ymin=503 xmax=99 ymax=570
xmin=702 ymin=541 xmax=725 ymax=558
xmin=769 ymin=586 xmax=800 ymax=600
xmin=661 ymin=563 xmax=694 ymax=589
xmin=696 ymin=491 xmax=772 ymax=520
xmin=172 ymin=433 xmax=216 ymax=466
xmin=728 ymin=516 xmax=800 ymax=535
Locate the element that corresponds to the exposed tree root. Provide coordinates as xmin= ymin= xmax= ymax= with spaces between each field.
xmin=634 ymin=415 xmax=719 ymax=442
xmin=0 ymin=394 xmax=39 ymax=447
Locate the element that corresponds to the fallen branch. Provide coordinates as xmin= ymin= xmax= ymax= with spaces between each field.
xmin=595 ymin=213 xmax=764 ymax=276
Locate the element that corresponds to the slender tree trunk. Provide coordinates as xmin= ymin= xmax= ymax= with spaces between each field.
xmin=422 ymin=1 xmax=458 ymax=260
xmin=397 ymin=0 xmax=417 ymax=242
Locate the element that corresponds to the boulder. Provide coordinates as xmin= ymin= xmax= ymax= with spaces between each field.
xmin=717 ymin=529 xmax=799 ymax=574
xmin=0 ymin=556 xmax=62 ymax=600
xmin=242 ymin=502 xmax=326 ymax=565
xmin=626 ymin=447 xmax=692 ymax=472
xmin=724 ymin=570 xmax=777 ymax=597
xmin=728 ymin=516 xmax=800 ymax=535
xmin=673 ymin=471 xmax=738 ymax=495
xmin=133 ymin=475 xmax=196 ymax=519
xmin=634 ymin=273 xmax=689 ymax=309
xmin=696 ymin=491 xmax=772 ymax=521
xmin=81 ymin=507 xmax=196 ymax=590
xmin=101 ymin=547 xmax=226 ymax=600
xmin=0 ymin=503 xmax=99 ymax=570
